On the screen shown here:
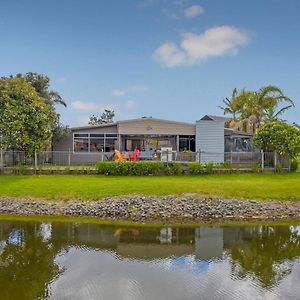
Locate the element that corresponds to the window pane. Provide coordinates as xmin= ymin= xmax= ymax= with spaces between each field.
xmin=105 ymin=139 xmax=117 ymax=152
xmin=74 ymin=133 xmax=88 ymax=138
xmin=90 ymin=134 xmax=104 ymax=138
xmin=179 ymin=138 xmax=189 ymax=151
xmin=90 ymin=138 xmax=104 ymax=152
xmin=106 ymin=134 xmax=117 ymax=138
xmin=74 ymin=138 xmax=89 ymax=152
xmin=190 ymin=137 xmax=195 ymax=152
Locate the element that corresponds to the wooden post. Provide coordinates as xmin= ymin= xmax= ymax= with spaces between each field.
xmin=261 ymin=150 xmax=264 ymax=170
xmin=0 ymin=148 xmax=3 ymax=170
xmin=68 ymin=149 xmax=71 ymax=166
xmin=34 ymin=151 xmax=38 ymax=168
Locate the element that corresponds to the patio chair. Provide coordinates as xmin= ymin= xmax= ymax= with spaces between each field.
xmin=129 ymin=149 xmax=140 ymax=161
xmin=114 ymin=150 xmax=127 ymax=162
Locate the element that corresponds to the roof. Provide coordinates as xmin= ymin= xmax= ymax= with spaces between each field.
xmin=71 ymin=122 xmax=118 ymax=131
xmin=224 ymin=128 xmax=253 ymax=136
xmin=71 ymin=117 xmax=195 ymax=131
xmin=198 ymin=115 xmax=231 ymax=122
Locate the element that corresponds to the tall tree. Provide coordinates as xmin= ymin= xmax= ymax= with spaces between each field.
xmin=219 ymin=88 xmax=240 ymax=120
xmin=221 ymin=86 xmax=295 ymax=133
xmin=89 ymin=109 xmax=115 ymax=125
xmin=13 ymin=72 xmax=68 ymax=144
xmin=15 ymin=72 xmax=67 ymax=107
xmin=0 ymin=77 xmax=57 ymax=154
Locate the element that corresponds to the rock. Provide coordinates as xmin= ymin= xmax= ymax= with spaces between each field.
xmin=0 ymin=196 xmax=300 ymax=224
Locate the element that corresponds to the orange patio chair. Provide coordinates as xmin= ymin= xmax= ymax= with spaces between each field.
xmin=114 ymin=150 xmax=127 ymax=162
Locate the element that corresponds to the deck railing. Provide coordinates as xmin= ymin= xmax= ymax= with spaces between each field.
xmin=0 ymin=149 xmax=290 ymax=170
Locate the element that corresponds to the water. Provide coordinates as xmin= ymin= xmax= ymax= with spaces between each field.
xmin=1 ymin=220 xmax=300 ymax=300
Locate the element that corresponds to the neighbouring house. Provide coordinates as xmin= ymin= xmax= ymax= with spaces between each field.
xmin=53 ymin=115 xmax=254 ymax=165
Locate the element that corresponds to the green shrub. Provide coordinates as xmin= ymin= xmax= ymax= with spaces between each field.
xmin=251 ymin=163 xmax=262 ymax=173
xmin=73 ymin=166 xmax=79 ymax=174
xmin=205 ymin=162 xmax=214 ymax=174
xmin=188 ymin=163 xmax=205 ymax=175
xmin=165 ymin=165 xmax=173 ymax=176
xmin=290 ymin=159 xmax=299 ymax=172
xmin=80 ymin=166 xmax=89 ymax=174
xmin=65 ymin=166 xmax=71 ymax=174
xmin=95 ymin=161 xmax=164 ymax=176
xmin=275 ymin=163 xmax=283 ymax=173
xmin=15 ymin=164 xmax=27 ymax=175
xmin=172 ymin=163 xmax=183 ymax=175
xmin=220 ymin=161 xmax=232 ymax=169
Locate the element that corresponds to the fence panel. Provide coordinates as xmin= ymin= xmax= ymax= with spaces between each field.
xmin=224 ymin=152 xmax=261 ymax=168
xmin=0 ymin=150 xmax=290 ymax=170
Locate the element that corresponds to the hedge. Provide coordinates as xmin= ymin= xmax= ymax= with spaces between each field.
xmin=95 ymin=161 xmax=215 ymax=176
xmin=95 ymin=161 xmax=164 ymax=176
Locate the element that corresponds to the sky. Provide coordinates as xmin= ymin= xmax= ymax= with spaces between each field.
xmin=1 ymin=0 xmax=300 ymax=127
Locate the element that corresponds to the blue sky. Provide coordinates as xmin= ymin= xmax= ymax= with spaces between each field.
xmin=1 ymin=0 xmax=299 ymax=126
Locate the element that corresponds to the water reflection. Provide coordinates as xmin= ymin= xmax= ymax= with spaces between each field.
xmin=0 ymin=221 xmax=300 ymax=299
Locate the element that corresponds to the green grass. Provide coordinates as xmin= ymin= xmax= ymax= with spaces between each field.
xmin=0 ymin=173 xmax=300 ymax=201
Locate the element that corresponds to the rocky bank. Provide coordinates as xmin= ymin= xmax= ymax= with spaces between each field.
xmin=1 ymin=196 xmax=300 ymax=223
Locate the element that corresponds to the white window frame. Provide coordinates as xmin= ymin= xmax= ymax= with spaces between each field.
xmin=73 ymin=132 xmax=118 ymax=154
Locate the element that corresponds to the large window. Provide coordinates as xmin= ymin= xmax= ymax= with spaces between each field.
xmin=73 ymin=133 xmax=118 ymax=153
xmin=179 ymin=135 xmax=195 ymax=152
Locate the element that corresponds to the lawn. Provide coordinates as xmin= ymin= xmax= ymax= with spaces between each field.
xmin=0 ymin=174 xmax=299 ymax=201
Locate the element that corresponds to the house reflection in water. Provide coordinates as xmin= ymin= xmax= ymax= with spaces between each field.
xmin=49 ymin=223 xmax=225 ymax=261
xmin=195 ymin=227 xmax=224 ymax=260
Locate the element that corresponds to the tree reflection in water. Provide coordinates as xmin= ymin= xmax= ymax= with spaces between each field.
xmin=0 ymin=222 xmax=61 ymax=300
xmin=224 ymin=226 xmax=300 ymax=287
xmin=1 ymin=221 xmax=300 ymax=299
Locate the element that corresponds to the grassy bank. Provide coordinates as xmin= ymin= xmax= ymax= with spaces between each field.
xmin=0 ymin=174 xmax=299 ymax=201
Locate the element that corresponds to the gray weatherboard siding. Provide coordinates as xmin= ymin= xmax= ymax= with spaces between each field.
xmin=196 ymin=119 xmax=225 ymax=163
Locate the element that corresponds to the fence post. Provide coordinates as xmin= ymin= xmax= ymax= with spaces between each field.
xmin=34 ymin=151 xmax=38 ymax=167
xmin=274 ymin=151 xmax=277 ymax=169
xmin=0 ymin=148 xmax=3 ymax=171
xmin=230 ymin=151 xmax=233 ymax=164
xmin=198 ymin=149 xmax=201 ymax=164
xmin=68 ymin=149 xmax=71 ymax=166
xmin=101 ymin=149 xmax=104 ymax=162
xmin=261 ymin=150 xmax=264 ymax=170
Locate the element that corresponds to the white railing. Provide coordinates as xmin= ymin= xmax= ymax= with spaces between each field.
xmin=0 ymin=150 xmax=290 ymax=169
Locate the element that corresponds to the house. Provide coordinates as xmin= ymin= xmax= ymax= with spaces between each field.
xmin=53 ymin=115 xmax=253 ymax=165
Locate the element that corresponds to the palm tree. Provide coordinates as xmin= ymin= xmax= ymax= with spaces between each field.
xmin=259 ymin=85 xmax=294 ymax=122
xmin=219 ymin=88 xmax=240 ymax=120
xmin=16 ymin=72 xmax=67 ymax=107
xmin=247 ymin=86 xmax=294 ymax=132
xmin=220 ymin=88 xmax=254 ymax=132
xmin=231 ymin=85 xmax=295 ymax=134
xmin=48 ymin=90 xmax=67 ymax=107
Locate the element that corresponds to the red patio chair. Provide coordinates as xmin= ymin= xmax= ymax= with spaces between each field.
xmin=129 ymin=149 xmax=140 ymax=161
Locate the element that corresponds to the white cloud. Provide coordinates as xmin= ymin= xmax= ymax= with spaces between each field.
xmin=112 ymin=89 xmax=126 ymax=97
xmin=125 ymin=100 xmax=136 ymax=110
xmin=184 ymin=5 xmax=204 ymax=18
xmin=153 ymin=26 xmax=251 ymax=67
xmin=72 ymin=100 xmax=118 ymax=113
xmin=72 ymin=100 xmax=97 ymax=111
